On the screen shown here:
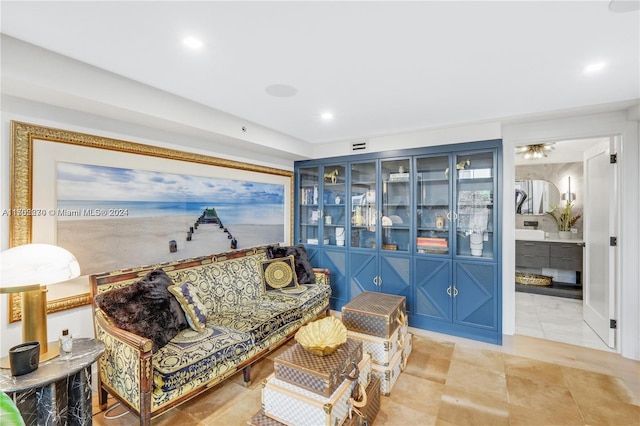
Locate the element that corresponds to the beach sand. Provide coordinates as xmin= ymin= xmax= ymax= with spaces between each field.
xmin=57 ymin=215 xmax=284 ymax=275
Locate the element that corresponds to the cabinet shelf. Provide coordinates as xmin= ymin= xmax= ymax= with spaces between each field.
xmin=418 ymin=178 xmax=448 ymax=183
xmin=419 ymin=204 xmax=449 ymax=208
xmin=457 ymin=177 xmax=493 ymax=184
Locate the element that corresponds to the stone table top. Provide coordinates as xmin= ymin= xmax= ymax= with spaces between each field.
xmin=0 ymin=338 xmax=104 ymax=393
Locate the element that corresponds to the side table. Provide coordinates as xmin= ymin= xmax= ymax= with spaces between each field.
xmin=0 ymin=338 xmax=105 ymax=426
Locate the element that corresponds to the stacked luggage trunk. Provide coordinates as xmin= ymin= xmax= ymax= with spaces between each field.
xmin=252 ymin=335 xmax=382 ymax=425
xmin=341 ymin=292 xmax=413 ymax=396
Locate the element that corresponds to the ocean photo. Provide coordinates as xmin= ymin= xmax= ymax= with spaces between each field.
xmin=56 ymin=162 xmax=286 ymax=275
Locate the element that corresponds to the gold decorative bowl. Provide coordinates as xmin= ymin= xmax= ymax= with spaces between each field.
xmin=295 ymin=316 xmax=347 ymax=356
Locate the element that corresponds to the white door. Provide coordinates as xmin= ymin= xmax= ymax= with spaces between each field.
xmin=583 ymin=138 xmax=616 ymax=348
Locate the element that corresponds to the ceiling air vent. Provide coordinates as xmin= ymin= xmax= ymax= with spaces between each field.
xmin=351 ymin=140 xmax=368 ymax=152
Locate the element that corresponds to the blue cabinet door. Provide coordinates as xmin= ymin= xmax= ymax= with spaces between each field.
xmin=413 ymin=257 xmax=452 ymax=325
xmin=453 ymin=260 xmax=498 ymax=331
xmin=322 ymin=249 xmax=348 ymax=311
xmin=306 ymin=247 xmax=320 ymax=267
xmin=349 ymin=251 xmax=378 ymax=296
xmin=379 ymin=253 xmax=412 ymax=313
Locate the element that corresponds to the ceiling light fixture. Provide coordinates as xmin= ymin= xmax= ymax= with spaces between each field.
xmin=583 ymin=62 xmax=606 ymax=74
xmin=321 ymin=112 xmax=334 ymax=121
xmin=516 ymin=143 xmax=554 ymax=160
xmin=183 ymin=36 xmax=203 ymax=50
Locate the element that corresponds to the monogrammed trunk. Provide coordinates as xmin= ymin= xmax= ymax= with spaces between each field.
xmin=344 ymin=375 xmax=381 ymax=426
xmin=274 ymin=338 xmax=363 ymax=397
xmin=371 ymin=332 xmax=412 ymax=396
xmin=400 ymin=332 xmax=413 ymax=369
xmin=262 ymin=354 xmax=371 ymax=426
xmin=341 ymin=292 xmax=406 ymax=338
xmin=346 ymin=327 xmax=400 ymax=367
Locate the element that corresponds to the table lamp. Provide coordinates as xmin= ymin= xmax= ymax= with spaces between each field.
xmin=0 ymin=244 xmax=80 ymax=368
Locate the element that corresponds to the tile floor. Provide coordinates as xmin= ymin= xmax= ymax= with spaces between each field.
xmin=91 ymin=326 xmax=639 ymax=426
xmin=515 ymin=292 xmax=614 ymax=352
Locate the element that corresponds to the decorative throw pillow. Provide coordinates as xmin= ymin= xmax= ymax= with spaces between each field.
xmin=94 ymin=269 xmax=188 ymax=351
xmin=168 ymin=281 xmax=208 ymax=332
xmin=260 ymin=256 xmax=300 ymax=292
xmin=266 ymin=244 xmax=316 ymax=284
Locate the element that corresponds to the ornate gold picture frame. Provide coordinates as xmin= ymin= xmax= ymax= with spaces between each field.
xmin=8 ymin=121 xmax=293 ymax=322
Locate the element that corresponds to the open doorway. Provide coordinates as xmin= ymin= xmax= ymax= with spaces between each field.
xmin=514 ymin=137 xmax=616 ymax=352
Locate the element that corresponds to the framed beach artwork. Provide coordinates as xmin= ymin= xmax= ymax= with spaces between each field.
xmin=7 ymin=121 xmax=293 ymax=322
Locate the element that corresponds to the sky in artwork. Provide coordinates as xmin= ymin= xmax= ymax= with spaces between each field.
xmin=57 ymin=162 xmax=284 ymax=204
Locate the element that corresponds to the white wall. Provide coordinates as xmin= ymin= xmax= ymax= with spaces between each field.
xmin=312 ymin=121 xmax=502 ymax=158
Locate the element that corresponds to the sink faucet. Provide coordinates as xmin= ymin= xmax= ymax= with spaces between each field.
xmin=523 ymin=220 xmax=539 ymax=230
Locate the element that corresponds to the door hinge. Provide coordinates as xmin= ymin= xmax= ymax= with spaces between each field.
xmin=610 ymin=319 xmax=617 ymax=329
xmin=610 ymin=237 xmax=617 ymax=246
xmin=610 ymin=153 xmax=617 ymax=164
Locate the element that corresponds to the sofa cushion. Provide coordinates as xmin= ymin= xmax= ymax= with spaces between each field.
xmin=168 ymin=281 xmax=208 ymax=331
xmin=260 ymin=256 xmax=300 ymax=292
xmin=94 ymin=269 xmax=188 ymax=351
xmin=154 ymin=324 xmax=253 ymax=392
xmin=266 ymin=245 xmax=316 ymax=284
xmin=263 ymin=283 xmax=331 ymax=316
xmin=208 ymin=299 xmax=303 ymax=345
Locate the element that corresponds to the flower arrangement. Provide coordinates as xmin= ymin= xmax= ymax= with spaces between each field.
xmin=546 ymin=200 xmax=581 ymax=232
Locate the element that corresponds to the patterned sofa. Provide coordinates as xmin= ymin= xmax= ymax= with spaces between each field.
xmin=90 ymin=245 xmax=330 ymax=425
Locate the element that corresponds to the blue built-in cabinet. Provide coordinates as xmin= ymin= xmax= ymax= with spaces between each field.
xmin=294 ymin=140 xmax=502 ymax=344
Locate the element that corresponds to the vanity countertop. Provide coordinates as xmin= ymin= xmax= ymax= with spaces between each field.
xmin=516 ymin=237 xmax=584 ymax=244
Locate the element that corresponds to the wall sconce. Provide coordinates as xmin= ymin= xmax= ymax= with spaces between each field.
xmin=561 ymin=176 xmax=576 ymax=201
xmin=0 ymin=244 xmax=80 ymax=369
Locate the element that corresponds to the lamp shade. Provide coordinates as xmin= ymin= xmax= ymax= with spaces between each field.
xmin=0 ymin=244 xmax=80 ymax=292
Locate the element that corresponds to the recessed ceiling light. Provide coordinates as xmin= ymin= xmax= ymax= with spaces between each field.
xmin=183 ymin=36 xmax=203 ymax=50
xmin=265 ymin=84 xmax=298 ymax=98
xmin=321 ymin=112 xmax=334 ymax=121
xmin=583 ymin=62 xmax=606 ymax=74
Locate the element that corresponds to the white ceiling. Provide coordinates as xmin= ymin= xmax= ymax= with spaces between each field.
xmin=1 ymin=1 xmax=638 ymax=145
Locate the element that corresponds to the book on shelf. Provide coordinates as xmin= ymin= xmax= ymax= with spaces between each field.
xmin=301 ymin=186 xmax=319 ymax=205
xmin=416 ymin=237 xmax=448 ymax=248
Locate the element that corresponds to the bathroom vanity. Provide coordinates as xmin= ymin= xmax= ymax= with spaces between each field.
xmin=515 ymin=237 xmax=584 ymax=299
xmin=516 ymin=239 xmax=583 ymax=272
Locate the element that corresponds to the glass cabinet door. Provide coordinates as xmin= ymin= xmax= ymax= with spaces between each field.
xmin=321 ymin=164 xmax=347 ymax=247
xmin=381 ymin=158 xmax=411 ymax=252
xmin=350 ymin=161 xmax=377 ymax=249
xmin=416 ymin=156 xmax=451 ymax=255
xmin=455 ymin=151 xmax=495 ymax=259
xmin=298 ymin=166 xmax=320 ymax=245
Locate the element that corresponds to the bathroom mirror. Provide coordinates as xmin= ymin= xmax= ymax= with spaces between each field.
xmin=515 ymin=180 xmax=560 ymax=215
